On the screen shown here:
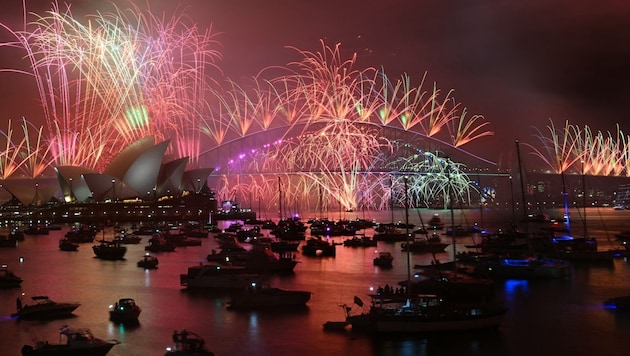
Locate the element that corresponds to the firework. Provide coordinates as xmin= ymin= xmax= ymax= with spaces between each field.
xmin=1 ymin=3 xmax=494 ymax=207
xmin=528 ymin=120 xmax=630 ymax=177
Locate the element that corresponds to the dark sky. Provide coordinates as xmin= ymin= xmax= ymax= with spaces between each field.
xmin=1 ymin=0 xmax=629 ymax=167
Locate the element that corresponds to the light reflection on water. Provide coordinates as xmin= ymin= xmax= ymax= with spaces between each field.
xmin=0 ymin=207 xmax=630 ymax=355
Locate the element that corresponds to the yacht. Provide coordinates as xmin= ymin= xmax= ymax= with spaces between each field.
xmin=180 ymin=264 xmax=259 ymax=289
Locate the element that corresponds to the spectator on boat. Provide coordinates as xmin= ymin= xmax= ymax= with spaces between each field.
xmin=16 ymin=296 xmax=22 ymax=311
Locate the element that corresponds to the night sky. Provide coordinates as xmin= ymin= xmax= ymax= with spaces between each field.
xmin=1 ymin=0 xmax=629 ymax=167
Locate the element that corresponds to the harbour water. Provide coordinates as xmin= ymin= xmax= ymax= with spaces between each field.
xmin=2 ymin=207 xmax=630 ymax=356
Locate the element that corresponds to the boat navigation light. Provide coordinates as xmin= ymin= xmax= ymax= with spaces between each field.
xmin=251 ymin=282 xmax=257 ymax=288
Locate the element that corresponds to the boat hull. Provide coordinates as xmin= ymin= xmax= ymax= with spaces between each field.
xmin=374 ymin=312 xmax=506 ymax=333
xmin=21 ymin=343 xmax=116 ymax=356
xmin=228 ymin=289 xmax=311 ymax=309
xmin=13 ymin=304 xmax=80 ymax=320
xmin=180 ymin=264 xmax=259 ymax=289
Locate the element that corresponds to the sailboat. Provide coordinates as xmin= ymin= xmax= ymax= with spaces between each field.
xmin=536 ymin=166 xmax=617 ymax=263
xmin=345 ymin=176 xmax=508 ymax=333
xmin=471 ymin=140 xmax=572 ymax=279
xmin=373 ymin=179 xmax=409 ymax=242
xmin=408 ymin=170 xmax=495 ymax=301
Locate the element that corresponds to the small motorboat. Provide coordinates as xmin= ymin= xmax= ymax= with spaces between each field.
xmin=166 ymin=330 xmax=214 ymax=356
xmin=109 ymin=297 xmax=141 ymax=323
xmin=59 ymin=238 xmax=79 ymax=251
xmin=114 ymin=232 xmax=142 ymax=244
xmin=145 ymin=234 xmax=177 ymax=252
xmin=93 ymin=240 xmax=127 ymax=260
xmin=0 ymin=264 xmax=23 ymax=288
xmin=373 ymin=251 xmax=394 ymax=267
xmin=137 ymin=253 xmax=159 ymax=269
xmin=0 ymin=234 xmax=18 ymax=248
xmin=604 ymin=295 xmax=630 ymax=311
xmin=227 ymin=282 xmax=311 ymax=309
xmin=12 ymin=295 xmax=80 ymax=320
xmin=21 ymin=326 xmax=119 ymax=356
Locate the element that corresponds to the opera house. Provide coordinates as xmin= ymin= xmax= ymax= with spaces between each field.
xmin=0 ymin=137 xmax=218 ymax=224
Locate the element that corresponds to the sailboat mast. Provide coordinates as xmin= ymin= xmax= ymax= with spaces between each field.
xmin=515 ymin=140 xmax=528 ymax=221
xmin=278 ymin=177 xmax=282 ymax=221
xmin=560 ymin=170 xmax=571 ymax=234
xmin=477 ymin=173 xmax=484 ymax=231
xmin=390 ymin=177 xmax=395 ymax=224
xmin=447 ymin=163 xmax=457 ymax=279
xmin=404 ymin=176 xmax=411 ymax=297
xmin=582 ymin=160 xmax=587 ymax=237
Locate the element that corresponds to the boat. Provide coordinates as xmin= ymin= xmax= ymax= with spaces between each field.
xmin=301 ymin=237 xmax=336 ymax=257
xmin=145 ymin=234 xmax=177 ymax=252
xmin=59 ymin=238 xmax=79 ymax=251
xmin=343 ymin=234 xmax=377 ymax=247
xmin=533 ymin=233 xmax=617 ymax=263
xmin=373 ymin=251 xmax=394 ymax=267
xmin=113 ymin=231 xmax=142 ymax=244
xmin=242 ymin=244 xmax=298 ymax=274
xmin=405 ymin=269 xmax=496 ymax=302
xmin=0 ymin=234 xmax=18 ymax=248
xmin=166 ymin=330 xmax=214 ymax=356
xmin=271 ymin=219 xmax=307 ymax=241
xmin=373 ymin=226 xmax=408 ymax=242
xmin=12 ymin=295 xmax=80 ymax=320
xmin=227 ymin=282 xmax=311 ymax=309
xmin=21 ymin=326 xmax=120 ymax=356
xmin=211 ymin=200 xmax=256 ymax=221
xmin=400 ymin=234 xmax=449 ymax=253
xmin=180 ymin=263 xmax=259 ymax=290
xmin=345 ymin=293 xmax=508 ymax=333
xmin=208 ymin=243 xmax=298 ymax=274
xmin=23 ymin=225 xmax=49 ymax=235
xmin=132 ymin=226 xmax=158 ymax=235
xmin=445 ymin=225 xmax=476 ymax=237
xmin=165 ymin=233 xmax=203 ymax=247
xmin=427 ymin=214 xmax=445 ymax=230
xmin=479 ymin=226 xmax=529 ymax=254
xmin=109 ymin=297 xmax=142 ymax=323
xmin=183 ymin=227 xmax=209 ymax=238
xmin=137 ymin=253 xmax=159 ymax=269
xmin=8 ymin=227 xmax=25 ymax=241
xmin=269 ymin=239 xmax=300 ymax=253
xmin=92 ymin=240 xmax=127 ymax=260
xmin=0 ymin=264 xmax=23 ymax=288
xmin=472 ymin=256 xmax=572 ymax=279
xmin=604 ymin=295 xmax=630 ymax=311
xmin=323 ymin=320 xmax=350 ymax=332
xmin=344 ymin=176 xmax=507 ymax=334
xmin=64 ymin=227 xmax=96 ymax=243
xmin=615 ymin=231 xmax=630 ymax=242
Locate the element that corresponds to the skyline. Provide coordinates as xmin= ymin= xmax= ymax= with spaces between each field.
xmin=0 ymin=0 xmax=629 ymax=169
